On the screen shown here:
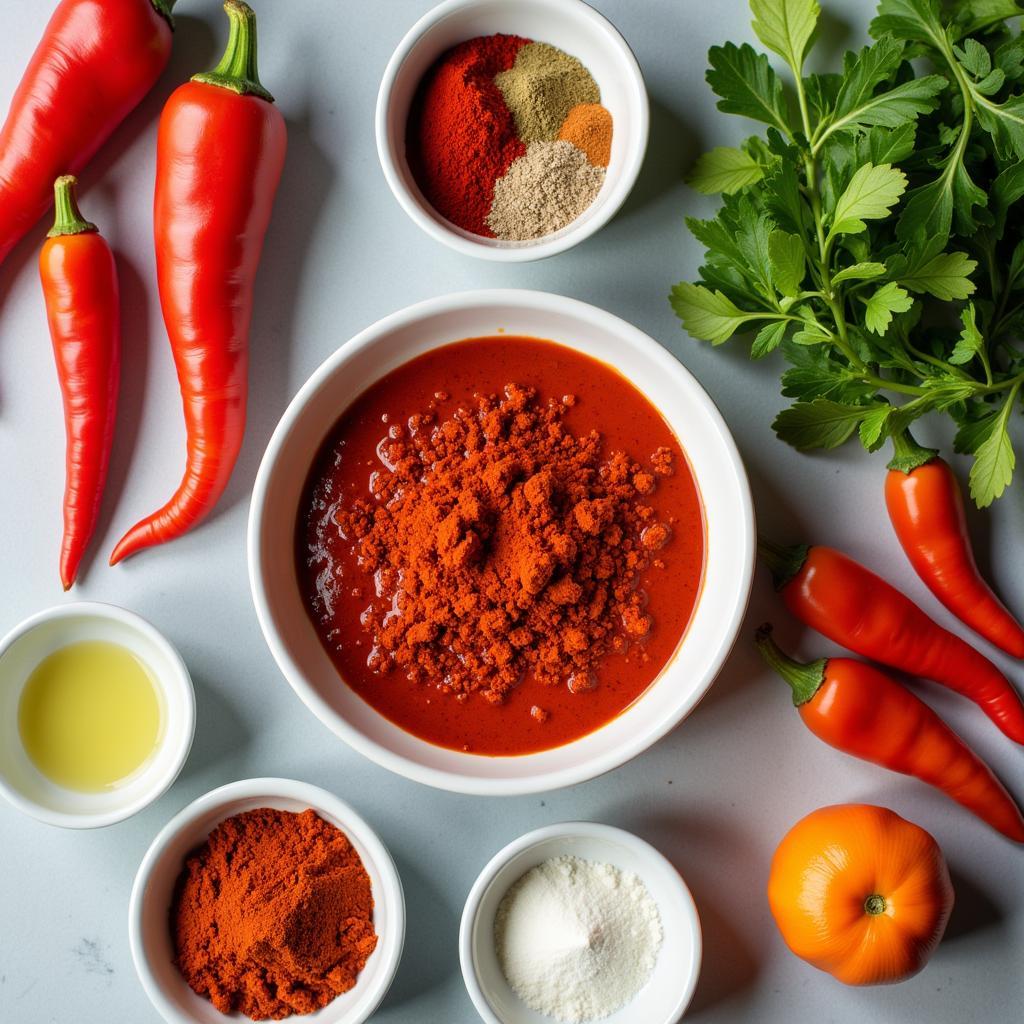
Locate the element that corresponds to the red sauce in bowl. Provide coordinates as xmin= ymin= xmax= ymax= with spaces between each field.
xmin=296 ymin=337 xmax=704 ymax=755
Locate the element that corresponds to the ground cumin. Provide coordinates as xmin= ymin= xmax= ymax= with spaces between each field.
xmin=171 ymin=808 xmax=377 ymax=1021
xmin=338 ymin=383 xmax=674 ymax=703
xmin=558 ymin=102 xmax=613 ymax=167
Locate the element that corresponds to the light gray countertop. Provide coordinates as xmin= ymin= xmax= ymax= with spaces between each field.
xmin=1 ymin=1 xmax=1021 ymax=1022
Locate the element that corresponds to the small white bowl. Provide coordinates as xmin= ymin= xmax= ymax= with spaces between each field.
xmin=460 ymin=822 xmax=702 ymax=1024
xmin=249 ymin=290 xmax=755 ymax=796
xmin=0 ymin=602 xmax=195 ymax=829
xmin=129 ymin=778 xmax=406 ymax=1024
xmin=376 ymin=0 xmax=649 ymax=261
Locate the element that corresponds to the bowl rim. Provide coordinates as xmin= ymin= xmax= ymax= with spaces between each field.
xmin=248 ymin=288 xmax=755 ymax=796
xmin=128 ymin=776 xmax=406 ymax=1024
xmin=458 ymin=820 xmax=703 ymax=1024
xmin=374 ymin=0 xmax=650 ymax=262
xmin=0 ymin=601 xmax=195 ymax=829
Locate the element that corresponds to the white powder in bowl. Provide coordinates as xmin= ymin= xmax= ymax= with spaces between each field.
xmin=493 ymin=854 xmax=663 ymax=1023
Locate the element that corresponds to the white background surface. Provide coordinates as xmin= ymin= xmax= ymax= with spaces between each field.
xmin=0 ymin=1 xmax=1022 ymax=1022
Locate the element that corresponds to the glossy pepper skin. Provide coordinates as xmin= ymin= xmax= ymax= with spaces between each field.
xmin=0 ymin=0 xmax=174 ymax=269
xmin=757 ymin=627 xmax=1024 ymax=842
xmin=768 ymin=805 xmax=953 ymax=986
xmin=40 ymin=177 xmax=120 ymax=590
xmin=110 ymin=1 xmax=286 ymax=564
xmin=886 ymin=435 xmax=1024 ymax=658
xmin=761 ymin=539 xmax=1024 ymax=745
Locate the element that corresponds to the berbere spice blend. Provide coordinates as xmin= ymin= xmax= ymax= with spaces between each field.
xmin=407 ymin=33 xmax=614 ymax=241
xmin=171 ymin=808 xmax=378 ymax=1021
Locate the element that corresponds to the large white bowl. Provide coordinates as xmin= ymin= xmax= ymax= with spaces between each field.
xmin=460 ymin=822 xmax=702 ymax=1024
xmin=129 ymin=778 xmax=405 ymax=1024
xmin=376 ymin=0 xmax=649 ymax=261
xmin=0 ymin=602 xmax=195 ymax=829
xmin=248 ymin=290 xmax=754 ymax=795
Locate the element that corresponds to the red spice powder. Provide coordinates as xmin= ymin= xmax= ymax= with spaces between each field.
xmin=406 ymin=34 xmax=529 ymax=236
xmin=171 ymin=808 xmax=377 ymax=1021
xmin=336 ymin=383 xmax=674 ymax=703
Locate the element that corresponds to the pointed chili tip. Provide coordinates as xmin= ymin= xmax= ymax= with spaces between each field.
xmin=48 ymin=176 xmax=98 ymax=238
xmin=887 ymin=429 xmax=939 ymax=475
xmin=193 ymin=0 xmax=275 ymax=102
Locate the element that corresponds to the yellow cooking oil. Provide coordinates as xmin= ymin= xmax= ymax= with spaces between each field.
xmin=18 ymin=641 xmax=163 ymax=792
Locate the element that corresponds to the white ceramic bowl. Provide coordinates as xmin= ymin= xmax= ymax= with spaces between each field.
xmin=460 ymin=822 xmax=702 ymax=1024
xmin=0 ymin=602 xmax=195 ymax=828
xmin=376 ymin=0 xmax=649 ymax=261
xmin=129 ymin=778 xmax=405 ymax=1024
xmin=249 ymin=290 xmax=755 ymax=795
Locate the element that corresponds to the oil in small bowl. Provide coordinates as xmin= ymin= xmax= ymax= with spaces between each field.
xmin=18 ymin=641 xmax=163 ymax=792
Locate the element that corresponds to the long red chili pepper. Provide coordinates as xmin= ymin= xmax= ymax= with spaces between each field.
xmin=886 ymin=433 xmax=1024 ymax=658
xmin=760 ymin=539 xmax=1024 ymax=745
xmin=39 ymin=177 xmax=120 ymax=590
xmin=0 ymin=0 xmax=174 ymax=270
xmin=110 ymin=0 xmax=286 ymax=564
xmin=756 ymin=627 xmax=1024 ymax=842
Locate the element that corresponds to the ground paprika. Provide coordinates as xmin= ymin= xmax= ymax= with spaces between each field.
xmin=406 ymin=33 xmax=528 ymax=236
xmin=171 ymin=808 xmax=377 ymax=1021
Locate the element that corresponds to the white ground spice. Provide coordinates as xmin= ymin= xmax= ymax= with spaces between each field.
xmin=494 ymin=855 xmax=663 ymax=1024
xmin=486 ymin=140 xmax=605 ymax=241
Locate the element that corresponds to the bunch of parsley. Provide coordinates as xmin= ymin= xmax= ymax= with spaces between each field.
xmin=672 ymin=0 xmax=1024 ymax=506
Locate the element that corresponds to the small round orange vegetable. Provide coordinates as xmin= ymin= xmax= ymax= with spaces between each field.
xmin=768 ymin=804 xmax=954 ymax=986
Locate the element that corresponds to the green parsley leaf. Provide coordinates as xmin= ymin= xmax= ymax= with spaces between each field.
xmin=768 ymin=231 xmax=807 ymax=296
xmin=950 ymin=304 xmax=985 ymax=364
xmin=969 ymin=390 xmax=1018 ymax=506
xmin=955 ymin=38 xmax=993 ymax=79
xmin=752 ymin=320 xmax=790 ymax=358
xmin=686 ymin=146 xmax=767 ymax=194
xmin=858 ymin=403 xmax=892 ymax=450
xmin=897 ymin=159 xmax=988 ymax=245
xmin=870 ymin=0 xmax=947 ymax=47
xmin=706 ymin=43 xmax=791 ymax=133
xmin=828 ymin=163 xmax=907 ymax=237
xmin=750 ymin=0 xmax=821 ymax=73
xmin=955 ymin=0 xmax=1024 ymax=39
xmin=973 ymin=93 xmax=1024 ymax=160
xmin=773 ymin=399 xmax=870 ymax=449
xmin=863 ymin=282 xmax=915 ymax=334
xmin=892 ymin=249 xmax=978 ymax=300
xmin=831 ymin=261 xmax=887 ymax=284
xmin=670 ymin=282 xmax=774 ymax=344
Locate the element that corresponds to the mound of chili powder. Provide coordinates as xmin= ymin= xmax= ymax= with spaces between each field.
xmin=337 ymin=383 xmax=674 ymax=703
xmin=171 ymin=808 xmax=377 ymax=1021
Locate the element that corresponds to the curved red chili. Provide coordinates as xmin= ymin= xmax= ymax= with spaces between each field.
xmin=39 ymin=177 xmax=120 ymax=590
xmin=757 ymin=626 xmax=1024 ymax=842
xmin=0 ymin=0 xmax=174 ymax=269
xmin=886 ymin=433 xmax=1024 ymax=658
xmin=760 ymin=539 xmax=1024 ymax=745
xmin=111 ymin=0 xmax=286 ymax=564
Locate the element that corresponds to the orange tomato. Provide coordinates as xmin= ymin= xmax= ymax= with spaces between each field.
xmin=767 ymin=805 xmax=954 ymax=985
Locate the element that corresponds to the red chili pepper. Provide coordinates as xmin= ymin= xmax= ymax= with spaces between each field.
xmin=0 ymin=0 xmax=174 ymax=269
xmin=110 ymin=1 xmax=286 ymax=564
xmin=886 ymin=433 xmax=1024 ymax=658
xmin=760 ymin=539 xmax=1024 ymax=745
xmin=39 ymin=177 xmax=120 ymax=590
xmin=757 ymin=627 xmax=1024 ymax=842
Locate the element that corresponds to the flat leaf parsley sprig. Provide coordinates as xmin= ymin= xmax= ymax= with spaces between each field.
xmin=672 ymin=0 xmax=1024 ymax=506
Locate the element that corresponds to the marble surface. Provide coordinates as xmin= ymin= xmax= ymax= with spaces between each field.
xmin=0 ymin=1 xmax=1021 ymax=1022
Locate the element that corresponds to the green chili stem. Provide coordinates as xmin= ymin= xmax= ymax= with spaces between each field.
xmin=193 ymin=0 xmax=274 ymax=102
xmin=47 ymin=176 xmax=97 ymax=238
xmin=755 ymin=625 xmax=827 ymax=706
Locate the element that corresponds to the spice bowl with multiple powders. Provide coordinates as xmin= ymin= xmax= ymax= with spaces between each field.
xmin=376 ymin=0 xmax=649 ymax=261
xmin=129 ymin=777 xmax=405 ymax=1024
xmin=460 ymin=822 xmax=702 ymax=1024
xmin=0 ymin=602 xmax=194 ymax=829
xmin=249 ymin=289 xmax=755 ymax=796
